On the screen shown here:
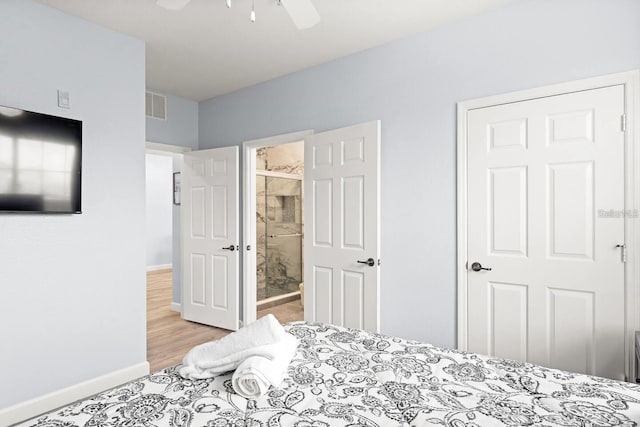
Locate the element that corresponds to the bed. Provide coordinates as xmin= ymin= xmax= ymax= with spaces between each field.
xmin=18 ymin=321 xmax=640 ymax=427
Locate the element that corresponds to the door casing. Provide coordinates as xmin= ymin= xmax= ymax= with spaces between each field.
xmin=457 ymin=70 xmax=640 ymax=381
xmin=145 ymin=141 xmax=190 ymax=314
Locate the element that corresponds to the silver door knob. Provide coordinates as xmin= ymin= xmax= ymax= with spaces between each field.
xmin=357 ymin=258 xmax=376 ymax=267
xmin=471 ymin=262 xmax=491 ymax=272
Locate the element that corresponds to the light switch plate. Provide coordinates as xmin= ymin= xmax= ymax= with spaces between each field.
xmin=57 ymin=90 xmax=70 ymax=109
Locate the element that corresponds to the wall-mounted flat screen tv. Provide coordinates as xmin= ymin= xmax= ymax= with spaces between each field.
xmin=0 ymin=105 xmax=82 ymax=213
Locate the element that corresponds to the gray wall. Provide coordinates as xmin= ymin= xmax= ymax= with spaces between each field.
xmin=146 ymin=92 xmax=198 ymax=149
xmin=198 ymin=0 xmax=640 ymax=348
xmin=0 ymin=0 xmax=146 ymax=409
xmin=145 ymin=153 xmax=174 ymax=268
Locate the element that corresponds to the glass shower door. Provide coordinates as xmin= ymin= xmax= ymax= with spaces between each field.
xmin=263 ymin=176 xmax=302 ymax=299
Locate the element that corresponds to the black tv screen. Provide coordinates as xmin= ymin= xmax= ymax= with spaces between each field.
xmin=0 ymin=105 xmax=82 ymax=213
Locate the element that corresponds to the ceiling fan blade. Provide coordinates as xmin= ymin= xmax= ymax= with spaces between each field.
xmin=279 ymin=0 xmax=320 ymax=30
xmin=156 ymin=0 xmax=191 ymax=11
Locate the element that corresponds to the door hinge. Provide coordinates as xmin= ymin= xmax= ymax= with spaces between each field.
xmin=621 ymin=114 xmax=627 ymax=132
xmin=616 ymin=244 xmax=627 ymax=263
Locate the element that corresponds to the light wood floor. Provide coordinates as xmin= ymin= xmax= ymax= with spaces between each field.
xmin=147 ymin=269 xmax=303 ymax=372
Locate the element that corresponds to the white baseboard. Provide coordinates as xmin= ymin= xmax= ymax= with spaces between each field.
xmin=146 ymin=264 xmax=172 ymax=272
xmin=0 ymin=362 xmax=149 ymax=427
xmin=170 ymin=302 xmax=181 ymax=313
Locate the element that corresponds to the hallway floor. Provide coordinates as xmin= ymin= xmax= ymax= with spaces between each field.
xmin=146 ymin=269 xmax=303 ymax=372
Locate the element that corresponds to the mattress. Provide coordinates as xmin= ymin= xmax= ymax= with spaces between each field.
xmin=17 ymin=321 xmax=640 ymax=426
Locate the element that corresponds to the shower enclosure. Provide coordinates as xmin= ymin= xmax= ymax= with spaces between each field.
xmin=256 ymin=174 xmax=303 ymax=302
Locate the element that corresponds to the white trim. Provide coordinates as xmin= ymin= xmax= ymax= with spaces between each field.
xmin=0 ymin=362 xmax=149 ymax=427
xmin=456 ymin=70 xmax=640 ymax=381
xmin=146 ymin=263 xmax=172 ymax=272
xmin=624 ymin=70 xmax=640 ymax=382
xmin=145 ymin=140 xmax=185 ymax=328
xmin=456 ymin=99 xmax=469 ymax=352
xmin=242 ymin=130 xmax=313 ymax=326
xmin=145 ymin=141 xmax=192 ymax=154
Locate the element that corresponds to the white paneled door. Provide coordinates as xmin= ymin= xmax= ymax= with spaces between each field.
xmin=182 ymin=146 xmax=239 ymax=331
xmin=466 ymin=85 xmax=626 ymax=379
xmin=304 ymin=121 xmax=380 ymax=332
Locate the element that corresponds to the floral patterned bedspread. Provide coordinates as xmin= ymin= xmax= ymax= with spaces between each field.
xmin=19 ymin=321 xmax=640 ymax=427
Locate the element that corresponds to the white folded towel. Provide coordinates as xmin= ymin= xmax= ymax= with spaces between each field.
xmin=179 ymin=314 xmax=290 ymax=380
xmin=231 ymin=334 xmax=299 ymax=399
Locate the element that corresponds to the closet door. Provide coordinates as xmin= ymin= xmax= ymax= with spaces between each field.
xmin=464 ymin=85 xmax=626 ymax=380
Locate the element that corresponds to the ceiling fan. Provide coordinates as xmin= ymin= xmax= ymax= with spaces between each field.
xmin=155 ymin=0 xmax=320 ymax=29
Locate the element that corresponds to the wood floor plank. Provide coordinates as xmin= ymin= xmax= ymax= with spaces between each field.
xmin=146 ymin=270 xmax=303 ymax=372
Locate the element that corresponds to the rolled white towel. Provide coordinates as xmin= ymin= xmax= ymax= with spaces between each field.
xmin=232 ymin=334 xmax=298 ymax=399
xmin=179 ymin=314 xmax=287 ymax=380
xmin=180 ymin=339 xmax=290 ymax=379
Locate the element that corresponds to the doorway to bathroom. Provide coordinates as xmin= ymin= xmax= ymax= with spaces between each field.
xmin=255 ymin=143 xmax=304 ymax=318
xmin=243 ymin=130 xmax=312 ymax=325
xmin=242 ymin=122 xmax=380 ymax=329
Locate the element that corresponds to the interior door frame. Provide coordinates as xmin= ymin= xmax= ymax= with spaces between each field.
xmin=241 ymin=130 xmax=313 ymax=327
xmin=457 ymin=70 xmax=640 ymax=381
xmin=145 ymin=141 xmax=190 ymax=314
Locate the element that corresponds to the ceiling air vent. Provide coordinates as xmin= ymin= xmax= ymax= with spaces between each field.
xmin=145 ymin=91 xmax=167 ymax=120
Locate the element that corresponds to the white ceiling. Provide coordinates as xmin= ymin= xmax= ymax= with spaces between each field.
xmin=37 ymin=0 xmax=514 ymax=101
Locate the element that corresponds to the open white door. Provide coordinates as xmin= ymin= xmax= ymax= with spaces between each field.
xmin=182 ymin=146 xmax=239 ymax=331
xmin=304 ymin=121 xmax=380 ymax=332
